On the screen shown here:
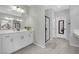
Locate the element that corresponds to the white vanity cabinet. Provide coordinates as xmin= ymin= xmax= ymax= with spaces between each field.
xmin=13 ymin=33 xmax=23 ymax=51
xmin=0 ymin=35 xmax=2 ymax=53
xmin=13 ymin=31 xmax=33 ymax=52
xmin=19 ymin=31 xmax=33 ymax=47
xmin=28 ymin=32 xmax=33 ymax=44
xmin=2 ymin=34 xmax=14 ymax=54
xmin=0 ymin=31 xmax=33 ymax=54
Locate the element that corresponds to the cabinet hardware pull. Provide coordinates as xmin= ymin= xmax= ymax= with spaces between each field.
xmin=10 ymin=38 xmax=13 ymax=42
xmin=5 ymin=36 xmax=9 ymax=37
xmin=0 ymin=38 xmax=3 ymax=39
xmin=29 ymin=34 xmax=31 ymax=37
xmin=21 ymin=36 xmax=24 ymax=39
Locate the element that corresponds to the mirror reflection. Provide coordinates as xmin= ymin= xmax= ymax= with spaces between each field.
xmin=0 ymin=12 xmax=23 ymax=31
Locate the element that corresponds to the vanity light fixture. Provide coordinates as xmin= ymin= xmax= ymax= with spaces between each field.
xmin=10 ymin=6 xmax=17 ymax=10
xmin=10 ymin=6 xmax=25 ymax=13
xmin=17 ymin=8 xmax=25 ymax=13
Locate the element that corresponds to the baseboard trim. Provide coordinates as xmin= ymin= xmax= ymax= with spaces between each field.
xmin=33 ymin=43 xmax=46 ymax=48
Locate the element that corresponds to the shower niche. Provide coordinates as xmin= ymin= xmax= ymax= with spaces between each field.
xmin=58 ymin=20 xmax=64 ymax=34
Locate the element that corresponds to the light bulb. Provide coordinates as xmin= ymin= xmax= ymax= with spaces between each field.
xmin=5 ymin=17 xmax=9 ymax=19
xmin=21 ymin=9 xmax=24 ymax=13
xmin=16 ymin=19 xmax=22 ymax=21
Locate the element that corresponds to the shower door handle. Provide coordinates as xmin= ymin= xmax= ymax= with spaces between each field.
xmin=45 ymin=27 xmax=47 ymax=31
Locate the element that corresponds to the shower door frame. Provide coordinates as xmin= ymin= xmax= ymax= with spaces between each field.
xmin=45 ymin=16 xmax=50 ymax=43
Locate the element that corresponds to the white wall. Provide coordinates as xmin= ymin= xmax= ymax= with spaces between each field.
xmin=70 ymin=5 xmax=79 ymax=47
xmin=70 ymin=6 xmax=79 ymax=31
xmin=19 ymin=6 xmax=32 ymax=29
xmin=29 ymin=6 xmax=45 ymax=48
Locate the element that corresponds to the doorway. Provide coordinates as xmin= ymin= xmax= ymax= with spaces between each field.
xmin=55 ymin=9 xmax=70 ymax=39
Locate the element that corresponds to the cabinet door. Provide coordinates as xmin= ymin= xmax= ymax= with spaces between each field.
xmin=15 ymin=32 xmax=33 ymax=49
xmin=28 ymin=32 xmax=33 ymax=44
xmin=21 ymin=31 xmax=33 ymax=46
xmin=13 ymin=31 xmax=33 ymax=51
xmin=2 ymin=34 xmax=14 ymax=54
xmin=0 ymin=36 xmax=2 ymax=54
xmin=19 ymin=32 xmax=28 ymax=47
xmin=13 ymin=33 xmax=22 ymax=51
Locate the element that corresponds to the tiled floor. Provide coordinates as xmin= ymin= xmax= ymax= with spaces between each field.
xmin=14 ymin=38 xmax=79 ymax=54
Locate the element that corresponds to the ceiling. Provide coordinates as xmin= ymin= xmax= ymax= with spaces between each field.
xmin=43 ymin=5 xmax=70 ymax=11
xmin=0 ymin=5 xmax=30 ymax=22
xmin=0 ymin=5 xmax=29 ymax=16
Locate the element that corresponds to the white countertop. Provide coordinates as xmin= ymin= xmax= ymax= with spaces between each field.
xmin=0 ymin=29 xmax=32 ymax=34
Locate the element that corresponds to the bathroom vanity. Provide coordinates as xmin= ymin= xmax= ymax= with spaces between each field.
xmin=0 ymin=5 xmax=34 ymax=54
xmin=0 ymin=30 xmax=33 ymax=54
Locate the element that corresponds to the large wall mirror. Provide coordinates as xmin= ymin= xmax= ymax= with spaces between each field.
xmin=0 ymin=12 xmax=23 ymax=30
xmin=58 ymin=20 xmax=64 ymax=34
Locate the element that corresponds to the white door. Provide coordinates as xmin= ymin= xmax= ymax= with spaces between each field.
xmin=45 ymin=16 xmax=50 ymax=42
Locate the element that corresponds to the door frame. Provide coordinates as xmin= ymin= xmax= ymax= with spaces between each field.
xmin=45 ymin=16 xmax=50 ymax=43
xmin=58 ymin=20 xmax=64 ymax=34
